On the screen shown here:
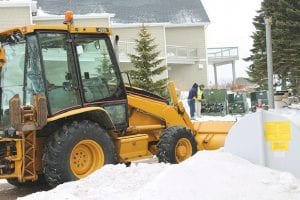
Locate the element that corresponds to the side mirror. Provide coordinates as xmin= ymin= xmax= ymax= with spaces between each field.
xmin=0 ymin=47 xmax=6 ymax=68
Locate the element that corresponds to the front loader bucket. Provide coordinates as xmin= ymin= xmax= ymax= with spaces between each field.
xmin=193 ymin=121 xmax=235 ymax=150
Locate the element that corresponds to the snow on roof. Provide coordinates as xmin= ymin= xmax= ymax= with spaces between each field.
xmin=0 ymin=0 xmax=31 ymax=7
xmin=0 ymin=0 xmax=30 ymax=2
xmin=35 ymin=0 xmax=210 ymax=24
xmin=33 ymin=8 xmax=115 ymax=23
xmin=35 ymin=7 xmax=114 ymax=18
xmin=19 ymin=151 xmax=300 ymax=200
xmin=34 ymin=14 xmax=114 ymax=21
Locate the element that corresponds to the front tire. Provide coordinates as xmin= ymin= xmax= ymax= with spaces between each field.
xmin=43 ymin=120 xmax=117 ymax=188
xmin=157 ymin=126 xmax=197 ymax=164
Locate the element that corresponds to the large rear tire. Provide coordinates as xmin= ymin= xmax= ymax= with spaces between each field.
xmin=42 ymin=120 xmax=117 ymax=188
xmin=157 ymin=126 xmax=197 ymax=164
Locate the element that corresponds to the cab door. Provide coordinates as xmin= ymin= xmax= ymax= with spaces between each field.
xmin=74 ymin=34 xmax=128 ymax=130
xmin=38 ymin=32 xmax=81 ymax=114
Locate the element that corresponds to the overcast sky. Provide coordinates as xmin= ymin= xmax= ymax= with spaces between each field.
xmin=201 ymin=0 xmax=263 ymax=85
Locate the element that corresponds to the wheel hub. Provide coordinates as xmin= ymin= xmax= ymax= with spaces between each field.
xmin=72 ymin=146 xmax=91 ymax=174
xmin=176 ymin=145 xmax=187 ymax=157
xmin=70 ymin=140 xmax=104 ymax=178
xmin=175 ymin=138 xmax=192 ymax=162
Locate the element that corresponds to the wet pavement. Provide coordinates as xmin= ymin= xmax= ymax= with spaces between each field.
xmin=0 ymin=181 xmax=50 ymax=200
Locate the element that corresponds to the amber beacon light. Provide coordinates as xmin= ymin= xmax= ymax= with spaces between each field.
xmin=64 ymin=11 xmax=74 ymax=23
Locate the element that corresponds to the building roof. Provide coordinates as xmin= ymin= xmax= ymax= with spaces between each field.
xmin=35 ymin=0 xmax=210 ymax=24
xmin=0 ymin=0 xmax=31 ymax=7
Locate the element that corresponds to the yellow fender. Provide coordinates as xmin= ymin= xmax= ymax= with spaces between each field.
xmin=47 ymin=107 xmax=115 ymax=130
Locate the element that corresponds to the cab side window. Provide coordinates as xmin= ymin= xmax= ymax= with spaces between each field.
xmin=75 ymin=37 xmax=119 ymax=102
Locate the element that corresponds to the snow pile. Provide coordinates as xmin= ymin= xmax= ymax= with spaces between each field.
xmin=0 ymin=180 xmax=12 ymax=192
xmin=20 ymin=151 xmax=300 ymax=200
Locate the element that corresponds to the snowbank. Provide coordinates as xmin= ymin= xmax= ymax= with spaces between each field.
xmin=0 ymin=179 xmax=7 ymax=183
xmin=19 ymin=151 xmax=300 ymax=200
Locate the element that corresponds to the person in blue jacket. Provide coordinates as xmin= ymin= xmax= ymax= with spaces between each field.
xmin=188 ymin=83 xmax=198 ymax=120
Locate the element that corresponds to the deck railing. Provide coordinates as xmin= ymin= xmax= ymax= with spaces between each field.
xmin=207 ymin=47 xmax=239 ymax=60
xmin=118 ymin=41 xmax=200 ymax=64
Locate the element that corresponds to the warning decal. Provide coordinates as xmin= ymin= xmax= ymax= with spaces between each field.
xmin=264 ymin=121 xmax=291 ymax=151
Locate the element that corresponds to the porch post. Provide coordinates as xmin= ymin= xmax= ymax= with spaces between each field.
xmin=213 ymin=64 xmax=218 ymax=88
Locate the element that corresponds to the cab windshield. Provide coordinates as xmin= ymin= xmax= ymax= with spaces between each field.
xmin=0 ymin=35 xmax=45 ymax=129
xmin=0 ymin=42 xmax=25 ymax=128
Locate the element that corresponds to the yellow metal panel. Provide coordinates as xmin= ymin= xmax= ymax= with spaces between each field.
xmin=128 ymin=107 xmax=164 ymax=126
xmin=168 ymin=81 xmax=179 ymax=106
xmin=0 ymin=139 xmax=23 ymax=180
xmin=0 ymin=47 xmax=6 ymax=67
xmin=127 ymin=93 xmax=192 ymax=130
xmin=168 ymin=82 xmax=194 ymax=130
xmin=162 ymin=106 xmax=188 ymax=127
xmin=115 ymin=134 xmax=150 ymax=162
xmin=0 ymin=25 xmax=112 ymax=36
xmin=126 ymin=125 xmax=165 ymax=134
xmin=194 ymin=121 xmax=235 ymax=134
xmin=47 ymin=107 xmax=110 ymax=123
xmin=193 ymin=121 xmax=235 ymax=150
xmin=0 ymin=27 xmax=24 ymax=36
xmin=35 ymin=137 xmax=46 ymax=173
xmin=195 ymin=133 xmax=227 ymax=150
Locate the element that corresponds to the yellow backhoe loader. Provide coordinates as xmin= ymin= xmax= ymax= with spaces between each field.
xmin=0 ymin=12 xmax=235 ymax=187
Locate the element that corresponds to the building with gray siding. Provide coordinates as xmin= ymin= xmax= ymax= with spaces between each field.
xmin=0 ymin=0 xmax=210 ymax=90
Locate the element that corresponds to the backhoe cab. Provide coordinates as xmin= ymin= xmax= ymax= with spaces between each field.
xmin=0 ymin=12 xmax=234 ymax=188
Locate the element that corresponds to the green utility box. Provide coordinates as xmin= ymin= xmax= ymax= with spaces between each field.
xmin=250 ymin=91 xmax=268 ymax=112
xmin=201 ymin=89 xmax=227 ymax=116
xmin=228 ymin=92 xmax=249 ymax=114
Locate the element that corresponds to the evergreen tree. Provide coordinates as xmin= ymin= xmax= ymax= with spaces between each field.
xmin=245 ymin=0 xmax=279 ymax=89
xmin=245 ymin=11 xmax=268 ymax=89
xmin=273 ymin=0 xmax=300 ymax=90
xmin=245 ymin=0 xmax=300 ymax=91
xmin=128 ymin=24 xmax=168 ymax=98
xmin=97 ymin=51 xmax=113 ymax=80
